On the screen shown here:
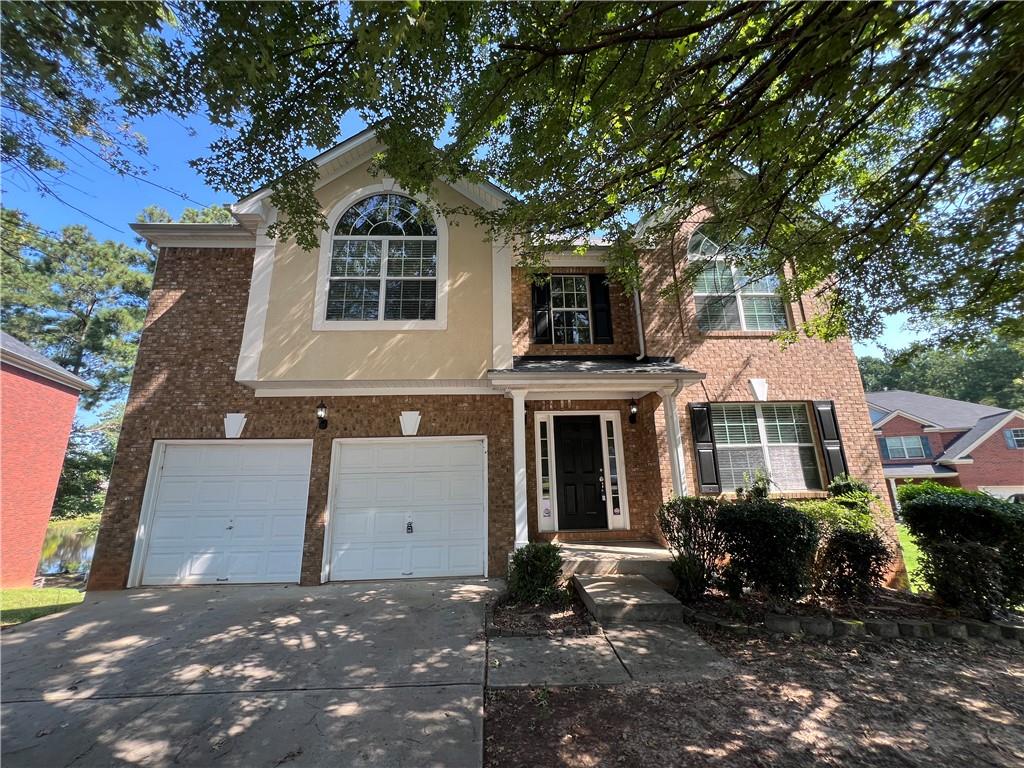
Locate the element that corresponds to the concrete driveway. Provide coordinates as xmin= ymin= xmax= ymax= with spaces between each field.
xmin=1 ymin=580 xmax=496 ymax=767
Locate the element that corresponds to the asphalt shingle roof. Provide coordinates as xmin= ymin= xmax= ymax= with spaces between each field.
xmin=865 ymin=389 xmax=1006 ymax=429
xmin=0 ymin=331 xmax=92 ymax=390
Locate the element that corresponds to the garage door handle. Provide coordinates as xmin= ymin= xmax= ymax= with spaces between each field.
xmin=406 ymin=522 xmax=413 ymax=534
xmin=216 ymin=578 xmax=229 ymax=582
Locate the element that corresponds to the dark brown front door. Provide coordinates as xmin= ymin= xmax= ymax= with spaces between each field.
xmin=554 ymin=415 xmax=606 ymax=530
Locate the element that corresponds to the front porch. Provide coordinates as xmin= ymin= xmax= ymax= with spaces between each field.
xmin=488 ymin=356 xmax=704 ymax=552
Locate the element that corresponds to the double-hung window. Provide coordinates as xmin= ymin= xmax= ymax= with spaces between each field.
xmin=711 ymin=403 xmax=822 ymax=491
xmin=1008 ymin=428 xmax=1024 ymax=449
xmin=322 ymin=193 xmax=441 ymax=326
xmin=884 ymin=435 xmax=927 ymax=459
xmin=690 ymin=228 xmax=788 ymax=332
xmin=549 ymin=275 xmax=592 ymax=344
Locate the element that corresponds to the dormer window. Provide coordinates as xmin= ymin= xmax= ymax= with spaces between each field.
xmin=689 ymin=227 xmax=788 ymax=332
xmin=314 ymin=189 xmax=448 ymax=330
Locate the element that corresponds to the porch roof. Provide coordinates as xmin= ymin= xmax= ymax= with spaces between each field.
xmin=882 ymin=463 xmax=959 ymax=479
xmin=488 ymin=356 xmax=704 ymax=398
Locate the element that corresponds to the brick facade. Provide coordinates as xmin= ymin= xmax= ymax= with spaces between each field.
xmin=638 ymin=220 xmax=905 ymax=581
xmin=1 ymin=364 xmax=80 ymax=586
xmin=88 ymin=247 xmax=516 ymax=590
xmin=878 ymin=413 xmax=1024 ymax=506
xmin=512 ymin=266 xmax=640 ymax=357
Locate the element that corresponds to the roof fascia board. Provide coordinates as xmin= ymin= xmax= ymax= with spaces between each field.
xmin=941 ymin=410 xmax=1021 ymax=461
xmin=130 ymin=223 xmax=257 ymax=248
xmin=0 ymin=350 xmax=92 ymax=390
xmin=872 ymin=409 xmax=936 ymax=429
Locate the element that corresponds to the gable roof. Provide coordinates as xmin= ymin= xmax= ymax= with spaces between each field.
xmin=937 ymin=410 xmax=1021 ymax=463
xmin=865 ymin=389 xmax=1006 ymax=429
xmin=233 ymin=125 xmax=514 ymax=219
xmin=0 ymin=331 xmax=92 ymax=391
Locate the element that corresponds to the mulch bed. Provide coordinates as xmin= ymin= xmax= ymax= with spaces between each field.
xmin=490 ymin=593 xmax=594 ymax=634
xmin=485 ymin=632 xmax=1024 ymax=768
xmin=690 ymin=586 xmax=1022 ymax=625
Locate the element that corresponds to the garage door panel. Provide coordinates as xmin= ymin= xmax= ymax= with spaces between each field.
xmin=140 ymin=442 xmax=312 ymax=586
xmin=330 ymin=440 xmax=485 ymax=581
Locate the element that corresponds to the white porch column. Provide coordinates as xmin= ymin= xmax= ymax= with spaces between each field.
xmin=661 ymin=387 xmax=687 ymax=497
xmin=511 ymin=390 xmax=530 ymax=548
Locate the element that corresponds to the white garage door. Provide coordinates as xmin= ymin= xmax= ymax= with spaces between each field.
xmin=328 ymin=439 xmax=486 ymax=580
xmin=139 ymin=441 xmax=313 ymax=586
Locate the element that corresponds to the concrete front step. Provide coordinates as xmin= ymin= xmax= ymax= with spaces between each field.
xmin=560 ymin=542 xmax=676 ymax=590
xmin=573 ymin=574 xmax=686 ymax=624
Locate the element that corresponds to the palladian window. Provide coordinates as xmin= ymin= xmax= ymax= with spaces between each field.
xmin=324 ymin=193 xmax=440 ymax=324
xmin=690 ymin=227 xmax=788 ymax=332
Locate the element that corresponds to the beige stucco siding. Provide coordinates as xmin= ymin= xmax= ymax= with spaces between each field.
xmin=258 ymin=163 xmax=494 ymax=381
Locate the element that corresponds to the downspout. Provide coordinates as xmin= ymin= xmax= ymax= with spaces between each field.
xmin=633 ymin=289 xmax=647 ymax=361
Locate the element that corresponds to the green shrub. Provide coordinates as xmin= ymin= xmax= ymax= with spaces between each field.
xmin=734 ymin=469 xmax=771 ymax=501
xmin=895 ymin=479 xmax=974 ymax=507
xmin=656 ymin=496 xmax=725 ymax=601
xmin=815 ymin=528 xmax=892 ymax=601
xmin=920 ymin=541 xmax=1005 ymax=619
xmin=827 ymin=473 xmax=871 ymax=497
xmin=794 ymin=498 xmax=875 ymax=534
xmin=902 ymin=491 xmax=1024 ymax=616
xmin=508 ymin=543 xmax=564 ymax=605
xmin=716 ymin=500 xmax=820 ymax=603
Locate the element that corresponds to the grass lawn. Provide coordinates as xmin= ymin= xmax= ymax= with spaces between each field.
xmin=0 ymin=587 xmax=84 ymax=628
xmin=897 ymin=523 xmax=923 ymax=592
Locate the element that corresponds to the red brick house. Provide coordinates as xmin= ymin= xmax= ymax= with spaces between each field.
xmin=867 ymin=390 xmax=1024 ymax=507
xmin=1 ymin=331 xmax=92 ymax=586
xmin=87 ymin=126 xmax=899 ymax=590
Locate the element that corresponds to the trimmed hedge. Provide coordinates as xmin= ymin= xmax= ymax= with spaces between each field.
xmin=657 ymin=496 xmax=725 ymax=601
xmin=795 ymin=497 xmax=875 ymax=534
xmin=508 ymin=542 xmax=565 ymax=605
xmin=896 ymin=479 xmax=975 ymax=507
xmin=716 ymin=500 xmax=820 ymax=603
xmin=815 ymin=528 xmax=892 ymax=601
xmin=901 ymin=490 xmax=1024 ymax=618
xmin=827 ymin=473 xmax=872 ymax=497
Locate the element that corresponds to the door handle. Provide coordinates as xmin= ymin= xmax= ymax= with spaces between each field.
xmin=406 ymin=521 xmax=414 ymax=534
xmin=599 ymin=473 xmax=607 ymax=502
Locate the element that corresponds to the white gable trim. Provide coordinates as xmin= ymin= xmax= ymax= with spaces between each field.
xmin=872 ymin=409 xmax=936 ymax=429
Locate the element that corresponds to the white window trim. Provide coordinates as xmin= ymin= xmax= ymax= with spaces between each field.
xmin=1009 ymin=428 xmax=1024 ymax=449
xmin=548 ymin=274 xmax=593 ymax=345
xmin=885 ymin=435 xmax=927 ymax=460
xmin=713 ymin=403 xmax=824 ymax=491
xmin=313 ymin=182 xmax=449 ymax=331
xmin=692 ymin=255 xmax=788 ymax=332
xmin=533 ymin=411 xmax=630 ymax=532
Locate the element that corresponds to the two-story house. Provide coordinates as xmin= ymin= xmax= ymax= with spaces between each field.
xmin=87 ymin=127 xmax=896 ymax=590
xmin=867 ymin=389 xmax=1024 ymax=507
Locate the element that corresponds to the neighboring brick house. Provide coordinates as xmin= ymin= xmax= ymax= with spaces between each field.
xmin=1 ymin=332 xmax=92 ymax=586
xmin=88 ymin=126 xmax=900 ymax=591
xmin=867 ymin=390 xmax=1024 ymax=507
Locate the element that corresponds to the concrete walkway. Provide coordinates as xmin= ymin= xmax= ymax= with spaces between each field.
xmin=487 ymin=623 xmax=734 ymax=688
xmin=2 ymin=580 xmax=497 ymax=767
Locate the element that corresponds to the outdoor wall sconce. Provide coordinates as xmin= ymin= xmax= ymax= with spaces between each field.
xmin=316 ymin=400 xmax=328 ymax=430
xmin=628 ymin=399 xmax=639 ymax=424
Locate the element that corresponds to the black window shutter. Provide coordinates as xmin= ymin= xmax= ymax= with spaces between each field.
xmin=532 ymin=280 xmax=552 ymax=344
xmin=920 ymin=436 xmax=933 ymax=458
xmin=813 ymin=400 xmax=849 ymax=482
xmin=688 ymin=402 xmax=721 ymax=494
xmin=589 ymin=274 xmax=614 ymax=344
xmin=878 ymin=437 xmax=890 ymax=460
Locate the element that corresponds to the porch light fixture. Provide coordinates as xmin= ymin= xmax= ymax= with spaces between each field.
xmin=628 ymin=399 xmax=639 ymax=424
xmin=316 ymin=400 xmax=328 ymax=430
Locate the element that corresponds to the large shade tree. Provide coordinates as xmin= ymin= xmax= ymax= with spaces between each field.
xmin=2 ymin=1 xmax=1022 ymax=347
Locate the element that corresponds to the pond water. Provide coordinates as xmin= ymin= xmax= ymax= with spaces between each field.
xmin=37 ymin=517 xmax=98 ymax=576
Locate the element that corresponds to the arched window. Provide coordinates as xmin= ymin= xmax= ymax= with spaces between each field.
xmin=688 ymin=227 xmax=788 ymax=332
xmin=317 ymin=191 xmax=446 ymax=328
